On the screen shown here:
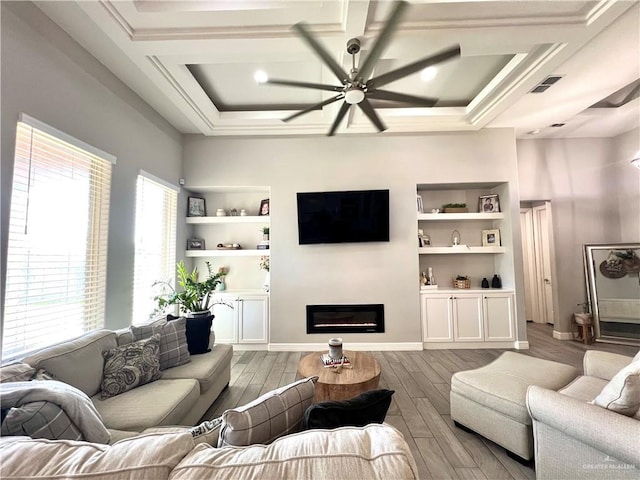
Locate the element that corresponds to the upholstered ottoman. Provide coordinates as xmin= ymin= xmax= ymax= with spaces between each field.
xmin=450 ymin=352 xmax=579 ymax=461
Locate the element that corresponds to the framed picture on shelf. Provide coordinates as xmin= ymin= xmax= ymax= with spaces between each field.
xmin=478 ymin=194 xmax=500 ymax=213
xmin=416 ymin=195 xmax=424 ymax=213
xmin=259 ymin=198 xmax=270 ymax=216
xmin=187 ymin=238 xmax=205 ymax=250
xmin=482 ymin=229 xmax=501 ymax=247
xmin=188 ymin=196 xmax=206 ymax=217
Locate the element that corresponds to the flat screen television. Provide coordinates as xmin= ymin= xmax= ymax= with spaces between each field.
xmin=297 ymin=189 xmax=390 ymax=245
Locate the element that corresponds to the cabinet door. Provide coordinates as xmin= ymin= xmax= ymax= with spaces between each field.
xmin=212 ymin=300 xmax=238 ymax=344
xmin=452 ymin=294 xmax=484 ymax=342
xmin=421 ymin=294 xmax=454 ymax=342
xmin=239 ymin=296 xmax=268 ymax=344
xmin=483 ymin=293 xmax=515 ymax=341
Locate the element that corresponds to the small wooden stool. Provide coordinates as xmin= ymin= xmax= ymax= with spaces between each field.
xmin=573 ymin=313 xmax=593 ymax=344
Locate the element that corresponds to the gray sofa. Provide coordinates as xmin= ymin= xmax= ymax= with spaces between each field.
xmin=527 ymin=350 xmax=640 ymax=479
xmin=21 ymin=327 xmax=233 ymax=439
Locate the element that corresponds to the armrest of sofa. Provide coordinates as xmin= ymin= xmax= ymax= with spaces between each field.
xmin=526 ymin=385 xmax=640 ymax=467
xmin=583 ymin=351 xmax=633 ymax=380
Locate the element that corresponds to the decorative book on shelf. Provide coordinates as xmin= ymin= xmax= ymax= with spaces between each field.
xmin=320 ymin=354 xmax=351 ymax=368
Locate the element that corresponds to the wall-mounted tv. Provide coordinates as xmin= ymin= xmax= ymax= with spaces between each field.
xmin=297 ymin=189 xmax=390 ymax=245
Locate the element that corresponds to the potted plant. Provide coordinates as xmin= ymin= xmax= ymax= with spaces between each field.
xmin=442 ymin=203 xmax=468 ymax=213
xmin=154 ymin=260 xmax=228 ymax=317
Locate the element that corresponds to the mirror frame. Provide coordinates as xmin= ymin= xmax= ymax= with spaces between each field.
xmin=583 ymin=242 xmax=640 ymax=346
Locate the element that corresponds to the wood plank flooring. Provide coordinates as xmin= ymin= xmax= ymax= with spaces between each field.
xmin=202 ymin=323 xmax=638 ymax=480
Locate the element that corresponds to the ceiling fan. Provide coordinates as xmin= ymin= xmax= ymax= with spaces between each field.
xmin=262 ymin=0 xmax=461 ymax=136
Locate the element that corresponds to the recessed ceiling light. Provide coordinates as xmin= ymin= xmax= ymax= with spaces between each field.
xmin=421 ymin=66 xmax=438 ymax=82
xmin=254 ymin=70 xmax=268 ymax=84
xmin=528 ymin=129 xmax=540 ymax=135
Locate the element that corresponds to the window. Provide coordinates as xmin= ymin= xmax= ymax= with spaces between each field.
xmin=132 ymin=172 xmax=178 ymax=324
xmin=3 ymin=115 xmax=115 ymax=362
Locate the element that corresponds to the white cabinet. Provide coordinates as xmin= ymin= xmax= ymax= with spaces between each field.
xmin=421 ymin=290 xmax=515 ymax=348
xmin=483 ymin=292 xmax=515 ymax=341
xmin=211 ymin=293 xmax=269 ymax=345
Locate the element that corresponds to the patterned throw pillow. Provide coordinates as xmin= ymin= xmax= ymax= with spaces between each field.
xmin=101 ymin=335 xmax=162 ymax=399
xmin=130 ymin=317 xmax=190 ymax=370
xmin=0 ymin=362 xmax=35 ymax=383
xmin=218 ymin=376 xmax=318 ymax=447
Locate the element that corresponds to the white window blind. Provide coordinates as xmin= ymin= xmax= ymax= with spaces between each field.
xmin=132 ymin=172 xmax=178 ymax=324
xmin=3 ymin=118 xmax=114 ymax=362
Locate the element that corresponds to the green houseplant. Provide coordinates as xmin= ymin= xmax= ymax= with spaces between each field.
xmin=154 ymin=260 xmax=228 ymax=316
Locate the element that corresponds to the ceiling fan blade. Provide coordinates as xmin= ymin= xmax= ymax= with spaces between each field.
xmin=293 ymin=22 xmax=350 ymax=85
xmin=328 ymin=102 xmax=351 ymax=136
xmin=267 ymin=78 xmax=343 ymax=93
xmin=367 ymin=89 xmax=437 ymax=107
xmin=368 ymin=45 xmax=461 ymax=89
xmin=358 ymin=98 xmax=387 ymax=132
xmin=356 ymin=0 xmax=409 ymax=84
xmin=283 ymin=94 xmax=344 ymax=122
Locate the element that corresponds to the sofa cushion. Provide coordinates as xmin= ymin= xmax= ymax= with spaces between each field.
xmin=130 ymin=318 xmax=191 ymax=371
xmin=160 ymin=344 xmax=233 ymax=394
xmin=558 ymin=375 xmax=608 ymax=402
xmin=171 ymin=424 xmax=419 ymax=480
xmin=0 ymin=362 xmax=35 ymax=383
xmin=22 ymin=330 xmax=117 ymax=397
xmin=1 ymin=400 xmax=83 ymax=441
xmin=92 ymin=379 xmax=200 ymax=432
xmin=0 ymin=430 xmax=196 ymax=479
xmin=592 ymin=360 xmax=640 ymax=416
xmin=303 ymin=389 xmax=395 ymax=430
xmin=101 ymin=335 xmax=162 ymax=399
xmin=218 ymin=376 xmax=318 ymax=447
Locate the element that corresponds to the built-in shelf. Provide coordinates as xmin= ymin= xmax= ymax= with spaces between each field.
xmin=418 ymin=213 xmax=504 ymax=221
xmin=185 ymin=249 xmax=270 ymax=257
xmin=186 ymin=216 xmax=269 ymax=225
xmin=419 ymin=246 xmax=506 ymax=254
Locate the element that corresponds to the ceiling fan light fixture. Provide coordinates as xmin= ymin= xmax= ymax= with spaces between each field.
xmin=345 ymin=87 xmax=365 ymax=104
xmin=632 ymin=153 xmax=640 ymax=169
xmin=421 ymin=66 xmax=437 ymax=82
xmin=254 ymin=70 xmax=268 ymax=84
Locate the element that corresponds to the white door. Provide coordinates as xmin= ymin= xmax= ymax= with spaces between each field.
xmin=421 ymin=294 xmax=454 ymax=342
xmin=212 ymin=298 xmax=238 ymax=344
xmin=483 ymin=293 xmax=515 ymax=341
xmin=452 ymin=294 xmax=483 ymax=342
xmin=520 ymin=203 xmax=556 ymax=325
xmin=533 ymin=203 xmax=555 ymax=325
xmin=239 ymin=296 xmax=268 ymax=344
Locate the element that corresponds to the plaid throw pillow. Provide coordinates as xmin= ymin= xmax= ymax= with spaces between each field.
xmin=131 ymin=318 xmax=190 ymax=370
xmin=218 ymin=376 xmax=318 ymax=447
xmin=101 ymin=335 xmax=161 ymax=399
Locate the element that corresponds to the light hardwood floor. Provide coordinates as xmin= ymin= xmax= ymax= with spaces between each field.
xmin=202 ymin=323 xmax=638 ymax=480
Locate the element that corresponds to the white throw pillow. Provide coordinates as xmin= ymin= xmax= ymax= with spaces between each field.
xmin=592 ymin=360 xmax=640 ymax=416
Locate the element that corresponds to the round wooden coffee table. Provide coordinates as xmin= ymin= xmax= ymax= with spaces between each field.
xmin=297 ymin=350 xmax=381 ymax=402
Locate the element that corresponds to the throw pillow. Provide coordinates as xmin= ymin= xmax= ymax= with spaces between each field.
xmin=101 ymin=334 xmax=162 ymax=399
xmin=303 ymin=389 xmax=395 ymax=430
xmin=0 ymin=363 xmax=35 ymax=383
xmin=168 ymin=314 xmax=213 ymax=355
xmin=592 ymin=360 xmax=640 ymax=416
xmin=131 ymin=317 xmax=191 ymax=370
xmin=218 ymin=376 xmax=318 ymax=447
xmin=1 ymin=401 xmax=84 ymax=441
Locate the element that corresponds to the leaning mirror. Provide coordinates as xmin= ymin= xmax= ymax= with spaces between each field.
xmin=583 ymin=243 xmax=640 ymax=345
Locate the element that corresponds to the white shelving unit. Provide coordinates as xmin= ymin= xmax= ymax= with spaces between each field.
xmin=419 ymin=246 xmax=506 ymax=254
xmin=185 ymin=249 xmax=270 ymax=258
xmin=186 ymin=216 xmax=269 ymax=225
xmin=418 ymin=213 xmax=504 ymax=221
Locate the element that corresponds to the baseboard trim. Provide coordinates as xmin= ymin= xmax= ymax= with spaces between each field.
xmin=423 ymin=341 xmax=518 ymax=350
xmin=553 ymin=330 xmax=573 ymax=341
xmin=268 ymin=342 xmax=423 ymax=352
xmin=514 ymin=341 xmax=530 ymax=350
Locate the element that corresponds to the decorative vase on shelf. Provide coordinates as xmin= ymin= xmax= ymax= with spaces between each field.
xmin=263 ymin=272 xmax=270 ymax=292
xmin=481 ymin=277 xmax=490 ymax=289
xmin=451 ymin=229 xmax=461 ymax=246
xmin=491 ymin=274 xmax=502 ymax=288
xmin=216 ymin=278 xmax=226 ymax=291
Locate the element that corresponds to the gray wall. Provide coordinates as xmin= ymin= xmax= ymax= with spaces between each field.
xmin=183 ymin=130 xmax=526 ymax=347
xmin=0 ymin=2 xmax=183 ymax=342
xmin=516 ymin=129 xmax=640 ymax=335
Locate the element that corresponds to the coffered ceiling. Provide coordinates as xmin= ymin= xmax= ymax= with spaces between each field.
xmin=35 ymin=1 xmax=640 ymax=138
